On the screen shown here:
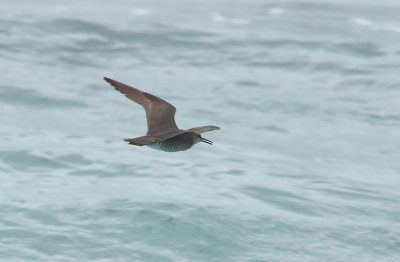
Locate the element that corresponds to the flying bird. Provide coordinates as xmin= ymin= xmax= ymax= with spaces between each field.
xmin=104 ymin=77 xmax=220 ymax=152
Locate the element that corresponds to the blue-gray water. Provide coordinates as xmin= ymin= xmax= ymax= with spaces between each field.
xmin=1 ymin=1 xmax=400 ymax=261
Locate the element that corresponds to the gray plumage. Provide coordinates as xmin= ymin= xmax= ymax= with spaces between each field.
xmin=104 ymin=77 xmax=220 ymax=152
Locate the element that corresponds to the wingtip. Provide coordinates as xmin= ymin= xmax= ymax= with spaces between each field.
xmin=123 ymin=138 xmax=133 ymax=145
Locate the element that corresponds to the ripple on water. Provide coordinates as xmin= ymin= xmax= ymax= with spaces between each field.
xmin=0 ymin=85 xmax=85 ymax=108
xmin=0 ymin=150 xmax=69 ymax=171
xmin=242 ymin=186 xmax=319 ymax=217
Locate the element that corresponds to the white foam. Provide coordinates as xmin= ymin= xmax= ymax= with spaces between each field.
xmin=351 ymin=17 xmax=400 ymax=34
xmin=211 ymin=12 xmax=250 ymax=25
xmin=269 ymin=7 xmax=285 ymax=16
xmin=211 ymin=12 xmax=227 ymax=23
xmin=131 ymin=8 xmax=151 ymax=16
xmin=351 ymin=17 xmax=374 ymax=27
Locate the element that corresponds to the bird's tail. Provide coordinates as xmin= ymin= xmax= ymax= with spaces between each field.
xmin=124 ymin=136 xmax=156 ymax=146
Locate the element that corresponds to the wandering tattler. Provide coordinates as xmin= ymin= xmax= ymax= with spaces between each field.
xmin=104 ymin=77 xmax=220 ymax=152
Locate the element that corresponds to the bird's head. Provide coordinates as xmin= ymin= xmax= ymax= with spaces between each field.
xmin=197 ymin=134 xmax=213 ymax=145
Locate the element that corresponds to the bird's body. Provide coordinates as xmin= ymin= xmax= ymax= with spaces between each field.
xmin=104 ymin=77 xmax=220 ymax=152
xmin=147 ymin=132 xmax=201 ymax=152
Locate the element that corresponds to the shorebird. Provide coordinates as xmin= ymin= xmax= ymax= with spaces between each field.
xmin=104 ymin=77 xmax=220 ymax=152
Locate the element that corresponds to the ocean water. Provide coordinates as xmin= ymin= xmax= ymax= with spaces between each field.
xmin=1 ymin=0 xmax=400 ymax=261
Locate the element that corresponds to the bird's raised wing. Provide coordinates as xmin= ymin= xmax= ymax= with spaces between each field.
xmin=104 ymin=77 xmax=179 ymax=135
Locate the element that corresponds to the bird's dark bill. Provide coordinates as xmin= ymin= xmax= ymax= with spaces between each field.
xmin=201 ymin=138 xmax=213 ymax=145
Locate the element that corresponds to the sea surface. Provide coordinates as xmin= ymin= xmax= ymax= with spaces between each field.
xmin=1 ymin=0 xmax=400 ymax=261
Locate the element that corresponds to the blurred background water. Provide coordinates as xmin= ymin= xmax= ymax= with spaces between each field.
xmin=1 ymin=0 xmax=400 ymax=261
